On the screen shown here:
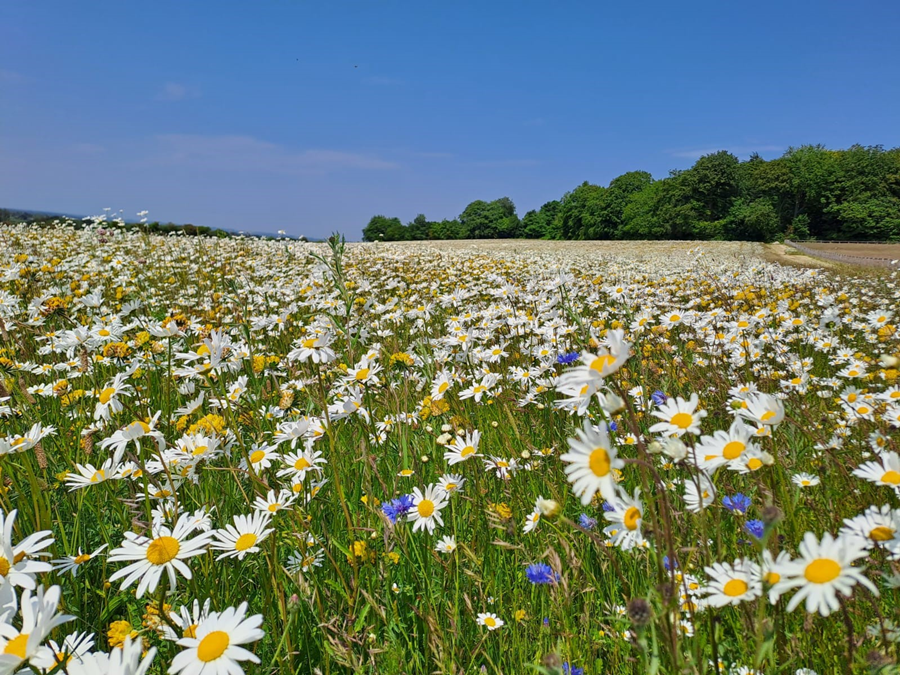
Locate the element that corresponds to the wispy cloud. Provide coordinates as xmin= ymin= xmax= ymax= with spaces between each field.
xmin=364 ymin=75 xmax=404 ymax=86
xmin=156 ymin=82 xmax=201 ymax=101
xmin=668 ymin=144 xmax=783 ymax=160
xmin=151 ymin=134 xmax=399 ymax=173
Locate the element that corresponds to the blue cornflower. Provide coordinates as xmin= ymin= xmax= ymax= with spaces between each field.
xmin=744 ymin=519 xmax=764 ymax=540
xmin=381 ymin=494 xmax=415 ymax=524
xmin=563 ymin=664 xmax=584 ymax=675
xmin=608 ymin=421 xmax=618 ymax=432
xmin=650 ymin=390 xmax=668 ymax=405
xmin=525 ymin=562 xmax=559 ymax=585
xmin=602 ymin=501 xmax=616 ymax=512
xmin=722 ymin=493 xmax=752 ymax=515
xmin=663 ymin=555 xmax=679 ymax=571
xmin=557 ymin=352 xmax=580 ymax=365
xmin=578 ymin=513 xmax=597 ymax=530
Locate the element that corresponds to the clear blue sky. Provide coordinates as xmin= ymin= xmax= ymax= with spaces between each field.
xmin=2 ymin=0 xmax=899 ymax=239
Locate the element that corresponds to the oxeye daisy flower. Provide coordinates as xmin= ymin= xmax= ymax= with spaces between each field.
xmin=560 ymin=419 xmax=623 ymax=505
xmin=771 ymin=532 xmax=878 ymax=616
xmin=0 ymin=585 xmax=74 ymax=672
xmin=0 ymin=509 xmax=54 ymax=590
xmin=437 ymin=473 xmax=466 ymax=495
xmin=476 ymin=612 xmax=504 ymax=630
xmin=435 ymin=535 xmax=457 ymax=553
xmin=252 ymin=489 xmax=297 ymax=515
xmin=853 ymin=451 xmax=900 ymax=492
xmin=64 ymin=458 xmax=119 ymax=491
xmin=169 ymin=601 xmax=264 ymax=675
xmin=108 ymin=513 xmax=214 ymax=598
xmin=556 ymin=329 xmax=631 ymax=391
xmin=239 ymin=442 xmax=278 ymax=472
xmin=285 ymin=548 xmax=325 ymax=574
xmin=791 ymin=473 xmax=820 ymax=488
xmin=695 ymin=421 xmax=757 ymax=472
xmin=683 ymin=472 xmax=716 ymax=512
xmin=839 ymin=505 xmax=900 ymax=558
xmin=47 ymin=631 xmax=94 ymax=668
xmin=603 ymin=488 xmax=646 ymax=550
xmin=443 ymin=430 xmax=481 ymax=465
xmin=277 ymin=444 xmax=326 ymax=481
xmin=211 ymin=512 xmax=273 ymax=560
xmin=162 ymin=599 xmax=213 ymax=642
xmin=649 ymin=393 xmax=707 ymax=437
xmin=737 ymin=392 xmax=784 ymax=428
xmin=703 ymin=559 xmax=762 ymax=607
xmin=407 ymin=485 xmax=447 ymax=534
xmin=51 ymin=544 xmax=107 ymax=577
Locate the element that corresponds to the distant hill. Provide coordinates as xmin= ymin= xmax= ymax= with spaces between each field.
xmin=0 ymin=207 xmax=306 ymax=241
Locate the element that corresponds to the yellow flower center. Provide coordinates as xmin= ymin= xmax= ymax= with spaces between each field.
xmin=870 ymin=526 xmax=895 ymax=541
xmin=483 ymin=616 xmax=496 ymax=628
xmin=235 ymin=533 xmax=258 ymax=551
xmin=3 ymin=633 xmax=29 ymax=659
xmin=804 ymin=558 xmax=841 ymax=584
xmin=722 ymin=441 xmax=745 ymax=460
xmin=589 ymin=447 xmax=611 ymax=477
xmin=74 ymin=553 xmax=92 ymax=565
xmin=354 ymin=368 xmax=370 ymax=381
xmin=760 ymin=410 xmax=776 ymax=422
xmin=444 ymin=483 xmax=457 ymax=491
xmin=302 ymin=338 xmax=317 ymax=348
xmin=764 ymin=571 xmax=780 ymax=585
xmin=747 ymin=458 xmax=763 ymax=471
xmin=438 ymin=382 xmax=449 ymax=393
xmin=624 ymin=506 xmax=641 ymax=531
xmin=197 ymin=630 xmax=230 ymax=662
xmin=184 ymin=624 xmax=198 ymax=639
xmin=146 ymin=536 xmax=180 ymax=565
xmin=294 ymin=458 xmax=311 ymax=471
xmin=670 ymin=412 xmax=693 ymax=429
xmin=589 ymin=354 xmax=616 ymax=374
xmin=91 ymin=470 xmax=105 ymax=482
xmin=192 ymin=445 xmax=209 ymax=457
xmin=723 ymin=579 xmax=748 ymax=597
xmin=460 ymin=446 xmax=475 ymax=458
xmin=881 ymin=471 xmax=900 ymax=485
xmin=99 ymin=387 xmax=116 ymax=404
xmin=417 ymin=500 xmax=435 ymax=518
xmin=98 ymin=329 xmax=111 ymax=337
xmin=250 ymin=450 xmax=265 ymax=463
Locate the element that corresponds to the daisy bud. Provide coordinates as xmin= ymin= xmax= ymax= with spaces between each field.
xmin=536 ymin=498 xmax=560 ymax=518
xmin=491 ymin=421 xmax=499 ymax=428
xmin=662 ymin=438 xmax=687 ymax=461
xmin=436 ymin=433 xmax=451 ymax=446
xmin=421 ymin=455 xmax=429 ymax=462
xmin=425 ymin=426 xmax=433 ymax=433
xmin=536 ymin=403 xmax=545 ymax=410
xmin=879 ymin=354 xmax=899 ymax=368
xmin=761 ymin=451 xmax=775 ymax=466
xmin=647 ymin=441 xmax=664 ymax=455
xmin=441 ymin=424 xmax=452 ymax=432
xmin=520 ymin=450 xmax=531 ymax=459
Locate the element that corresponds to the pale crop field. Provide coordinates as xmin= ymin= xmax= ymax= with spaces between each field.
xmin=0 ymin=221 xmax=898 ymax=675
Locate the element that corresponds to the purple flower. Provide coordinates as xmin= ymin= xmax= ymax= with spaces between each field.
xmin=608 ymin=421 xmax=618 ymax=432
xmin=563 ymin=665 xmax=584 ymax=675
xmin=578 ymin=513 xmax=597 ymax=530
xmin=381 ymin=494 xmax=415 ymax=524
xmin=651 ymin=390 xmax=668 ymax=405
xmin=744 ymin=519 xmax=764 ymax=540
xmin=557 ymin=352 xmax=580 ymax=365
xmin=602 ymin=501 xmax=616 ymax=512
xmin=525 ymin=562 xmax=559 ymax=585
xmin=663 ymin=555 xmax=679 ymax=571
xmin=722 ymin=494 xmax=751 ymax=515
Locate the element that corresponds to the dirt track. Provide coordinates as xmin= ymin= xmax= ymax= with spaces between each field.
xmin=802 ymin=242 xmax=900 ymax=260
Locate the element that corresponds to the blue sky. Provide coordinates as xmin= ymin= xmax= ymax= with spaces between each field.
xmin=2 ymin=0 xmax=899 ymax=239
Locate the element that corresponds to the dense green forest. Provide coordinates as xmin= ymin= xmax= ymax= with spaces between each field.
xmin=362 ymin=145 xmax=900 ymax=242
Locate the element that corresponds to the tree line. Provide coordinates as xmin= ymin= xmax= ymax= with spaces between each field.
xmin=362 ymin=145 xmax=900 ymax=242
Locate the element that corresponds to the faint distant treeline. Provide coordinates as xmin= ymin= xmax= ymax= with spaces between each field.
xmin=363 ymin=144 xmax=900 ymax=243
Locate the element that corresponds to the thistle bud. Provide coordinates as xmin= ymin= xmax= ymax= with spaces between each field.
xmin=626 ymin=598 xmax=652 ymax=627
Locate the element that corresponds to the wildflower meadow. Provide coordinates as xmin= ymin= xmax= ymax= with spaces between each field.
xmin=0 ymin=219 xmax=898 ymax=675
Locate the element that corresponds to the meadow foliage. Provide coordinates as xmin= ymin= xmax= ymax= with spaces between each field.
xmin=0 ymin=221 xmax=898 ymax=674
